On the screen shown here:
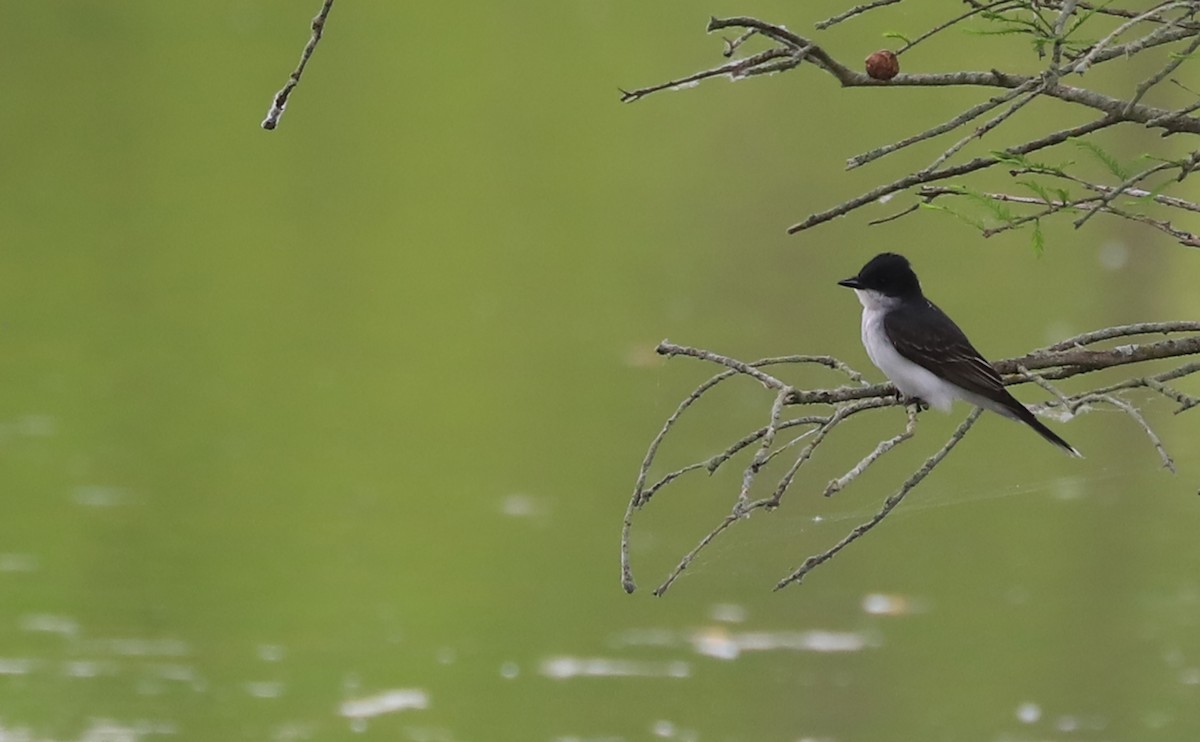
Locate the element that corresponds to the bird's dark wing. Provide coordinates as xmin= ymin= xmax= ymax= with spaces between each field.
xmin=883 ymin=298 xmax=1082 ymax=457
xmin=882 ymin=299 xmax=1009 ymax=403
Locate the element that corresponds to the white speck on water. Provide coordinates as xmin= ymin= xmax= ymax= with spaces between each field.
xmin=709 ymin=603 xmax=747 ymax=623
xmin=500 ymin=661 xmax=519 ymax=679
xmin=1052 ymin=476 xmax=1085 ymax=501
xmin=500 ymin=493 xmax=541 ymax=518
xmin=246 ymin=681 xmax=284 ymax=698
xmin=540 ymin=656 xmax=690 ymax=680
xmin=86 ymin=637 xmax=190 ymax=657
xmin=73 ymin=485 xmax=131 ymax=507
xmin=609 ymin=628 xmax=677 ymax=648
xmin=152 ymin=663 xmax=199 ymax=684
xmin=693 ymin=628 xmax=739 ymax=660
xmin=1016 ymin=701 xmax=1042 ymax=723
xmin=257 ymin=644 xmax=286 ymax=662
xmin=1143 ymin=710 xmax=1172 ymax=729
xmin=692 ymin=629 xmax=874 ymax=658
xmin=339 ymin=688 xmax=429 ymax=719
xmin=1006 ymin=586 xmax=1030 ymax=605
xmin=21 ymin=613 xmax=79 ymax=637
xmin=861 ymin=593 xmax=919 ymax=616
xmin=0 ymin=658 xmax=36 ymax=675
xmin=63 ymin=660 xmax=119 ymax=678
xmin=1098 ymin=239 xmax=1129 ymax=270
xmin=1179 ymin=667 xmax=1200 ymax=685
xmin=75 ymin=718 xmax=145 ymax=742
xmin=652 ymin=720 xmax=675 ymax=738
xmin=1056 ymin=715 xmax=1080 ymax=732
xmin=0 ymin=553 xmax=38 ymax=572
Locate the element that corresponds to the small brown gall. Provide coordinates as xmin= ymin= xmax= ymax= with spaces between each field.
xmin=865 ymin=50 xmax=899 ymax=81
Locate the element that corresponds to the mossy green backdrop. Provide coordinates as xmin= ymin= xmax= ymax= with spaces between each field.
xmin=1 ymin=2 xmax=1198 ymax=740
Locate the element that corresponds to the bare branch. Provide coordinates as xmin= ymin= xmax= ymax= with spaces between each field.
xmin=823 ymin=404 xmax=919 ymax=496
xmin=623 ymin=322 xmax=1200 ymax=594
xmin=1105 ymin=205 xmax=1200 ymax=247
xmin=261 ymin=0 xmax=335 ymax=131
xmin=773 ymin=408 xmax=983 ymax=591
xmin=619 ymin=47 xmax=800 ymax=103
xmin=1089 ymin=394 xmax=1177 ymax=472
xmin=738 ymin=390 xmax=792 ymax=507
xmin=788 ymin=115 xmax=1119 ymax=234
xmin=1124 ymin=31 xmax=1200 ymax=113
xmin=847 ymin=80 xmax=1041 ymax=170
xmin=1073 ymin=2 xmax=1194 ymax=73
xmin=652 ymin=512 xmax=742 ymax=597
xmin=1016 ymin=168 xmax=1200 ymax=214
xmin=1072 ymin=158 xmax=1190 ymax=230
xmin=815 ymin=0 xmax=903 ymax=30
xmin=1044 ymin=320 xmax=1200 ymax=350
xmin=624 ymin=6 xmax=1200 ymax=238
xmin=895 ymin=1 xmax=1022 ymax=55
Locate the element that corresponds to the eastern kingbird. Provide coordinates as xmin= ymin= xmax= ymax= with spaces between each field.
xmin=838 ymin=252 xmax=1081 ymax=457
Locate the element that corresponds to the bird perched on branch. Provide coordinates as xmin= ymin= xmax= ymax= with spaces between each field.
xmin=838 ymin=252 xmax=1081 ymax=457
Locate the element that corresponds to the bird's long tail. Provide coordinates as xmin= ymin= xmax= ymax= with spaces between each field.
xmin=995 ymin=397 xmax=1082 ymax=457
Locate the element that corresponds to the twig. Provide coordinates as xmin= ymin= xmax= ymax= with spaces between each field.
xmin=1050 ymin=0 xmax=1079 ymax=74
xmin=789 ymin=115 xmax=1119 ymax=234
xmin=652 ymin=512 xmax=742 ymax=596
xmin=1015 ymin=168 xmax=1200 ymax=214
xmin=1044 ymin=320 xmax=1200 ymax=350
xmin=918 ymin=84 xmax=1045 ymax=176
xmin=915 ymin=183 xmax=1200 ymax=248
xmin=1081 ymin=394 xmax=1177 ymax=472
xmin=261 ymin=0 xmax=336 ymax=130
xmin=1124 ymin=31 xmax=1200 ymax=113
xmin=815 ymin=0 xmax=903 ymax=30
xmin=738 ymin=390 xmax=792 ymax=507
xmin=895 ymin=1 xmax=1020 ymax=55
xmin=1142 ymin=376 xmax=1200 ymax=411
xmin=766 ymin=400 xmax=887 ymax=507
xmin=773 ymin=409 xmax=983 ymax=591
xmin=722 ymin=29 xmax=758 ymax=57
xmin=1017 ymin=365 xmax=1075 ymax=408
xmin=823 ymin=403 xmax=919 ymax=496
xmin=847 ymin=79 xmax=1041 ymax=170
xmin=1073 ymin=1 xmax=1193 ymax=73
xmin=1105 ymin=205 xmax=1200 ymax=247
xmin=620 ymin=47 xmax=799 ymax=103
xmin=1072 ymin=160 xmax=1179 ymax=229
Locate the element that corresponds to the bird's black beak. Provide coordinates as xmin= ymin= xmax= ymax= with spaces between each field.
xmin=837 ymin=276 xmax=861 ymax=289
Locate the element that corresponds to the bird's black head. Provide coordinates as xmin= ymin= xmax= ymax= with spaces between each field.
xmin=837 ymin=252 xmax=922 ymax=298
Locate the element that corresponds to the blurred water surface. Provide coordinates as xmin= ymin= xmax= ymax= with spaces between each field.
xmin=1 ymin=2 xmax=1199 ymax=740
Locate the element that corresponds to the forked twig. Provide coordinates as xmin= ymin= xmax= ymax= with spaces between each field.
xmin=824 ymin=403 xmax=920 ymax=496
xmin=774 ymin=408 xmax=983 ymax=590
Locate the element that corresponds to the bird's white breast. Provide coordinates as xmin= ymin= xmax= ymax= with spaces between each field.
xmin=855 ymin=289 xmax=958 ymax=412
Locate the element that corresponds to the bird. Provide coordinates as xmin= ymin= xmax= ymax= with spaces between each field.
xmin=837 ymin=252 xmax=1081 ymax=457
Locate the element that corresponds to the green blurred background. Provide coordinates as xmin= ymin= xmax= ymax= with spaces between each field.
xmin=1 ymin=1 xmax=1199 ymax=740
